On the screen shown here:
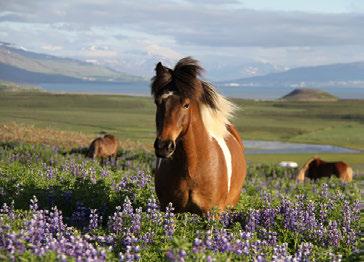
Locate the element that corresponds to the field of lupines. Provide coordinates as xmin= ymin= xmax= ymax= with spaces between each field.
xmin=0 ymin=142 xmax=361 ymax=261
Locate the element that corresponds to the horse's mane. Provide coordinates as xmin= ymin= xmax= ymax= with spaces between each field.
xmin=296 ymin=157 xmax=320 ymax=181
xmin=151 ymin=57 xmax=237 ymax=138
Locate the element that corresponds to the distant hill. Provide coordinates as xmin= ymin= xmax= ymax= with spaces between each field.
xmin=0 ymin=42 xmax=145 ymax=84
xmin=223 ymin=62 xmax=364 ymax=89
xmin=0 ymin=81 xmax=44 ymax=93
xmin=281 ymin=88 xmax=338 ymax=101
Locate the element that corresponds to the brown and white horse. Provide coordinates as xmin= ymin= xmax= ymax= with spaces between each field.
xmin=296 ymin=157 xmax=353 ymax=182
xmin=151 ymin=57 xmax=247 ymax=215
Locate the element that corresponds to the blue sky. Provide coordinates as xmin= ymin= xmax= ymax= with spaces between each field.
xmin=0 ymin=0 xmax=363 ymax=79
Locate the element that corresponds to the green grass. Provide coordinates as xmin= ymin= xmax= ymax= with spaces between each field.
xmin=1 ymin=92 xmax=363 ymax=150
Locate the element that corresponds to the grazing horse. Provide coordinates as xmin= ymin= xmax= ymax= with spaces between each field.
xmin=151 ymin=57 xmax=247 ymax=215
xmin=87 ymin=134 xmax=118 ymax=165
xmin=296 ymin=157 xmax=353 ymax=182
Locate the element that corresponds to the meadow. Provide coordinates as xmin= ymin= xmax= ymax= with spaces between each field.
xmin=0 ymin=90 xmax=363 ymax=261
xmin=0 ymin=91 xmax=363 ymax=168
xmin=0 ymin=142 xmax=361 ymax=261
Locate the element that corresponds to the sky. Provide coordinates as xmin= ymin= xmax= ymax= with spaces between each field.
xmin=0 ymin=0 xmax=363 ymax=79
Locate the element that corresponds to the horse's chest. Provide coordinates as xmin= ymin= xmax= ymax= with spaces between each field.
xmin=155 ymin=172 xmax=191 ymax=209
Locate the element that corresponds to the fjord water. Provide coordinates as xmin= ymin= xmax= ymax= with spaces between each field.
xmin=38 ymin=82 xmax=363 ymax=154
xmin=244 ymin=140 xmax=360 ymax=154
xmin=39 ymin=82 xmax=364 ymax=99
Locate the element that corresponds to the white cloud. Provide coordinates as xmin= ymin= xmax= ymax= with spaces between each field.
xmin=144 ymin=44 xmax=182 ymax=61
xmin=0 ymin=0 xmax=363 ymax=79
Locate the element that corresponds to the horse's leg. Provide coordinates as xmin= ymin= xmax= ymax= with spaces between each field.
xmin=112 ymin=153 xmax=117 ymax=168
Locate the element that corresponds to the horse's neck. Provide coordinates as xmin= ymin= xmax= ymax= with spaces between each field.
xmin=177 ymin=106 xmax=210 ymax=176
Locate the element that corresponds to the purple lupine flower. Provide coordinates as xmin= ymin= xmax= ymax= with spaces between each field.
xmin=165 ymin=249 xmax=186 ymax=262
xmin=146 ymin=197 xmax=161 ymax=223
xmin=327 ymin=220 xmax=341 ymax=247
xmin=294 ymin=242 xmax=313 ymax=261
xmin=304 ymin=200 xmax=317 ymax=230
xmin=30 ymin=195 xmax=39 ymax=212
xmin=192 ymin=237 xmax=203 ymax=253
xmin=88 ymin=209 xmax=101 ymax=231
xmin=320 ymin=183 xmax=329 ymax=198
xmin=108 ymin=206 xmax=124 ymax=233
xmin=314 ymin=222 xmax=325 ymax=242
xmin=319 ymin=203 xmax=328 ymax=224
xmin=140 ymin=232 xmax=154 ymax=245
xmin=246 ymin=209 xmax=260 ymax=232
xmin=119 ymin=245 xmax=140 ymax=261
xmin=131 ymin=207 xmax=142 ymax=233
xmin=163 ymin=203 xmax=175 ymax=237
xmin=123 ymin=232 xmax=139 ymax=248
xmin=0 ymin=201 xmax=15 ymax=219
xmin=213 ymin=229 xmax=232 ymax=252
xmin=46 ymin=166 xmax=54 ymax=179
xmin=122 ymin=197 xmax=134 ymax=217
xmin=100 ymin=168 xmax=109 ymax=177
xmin=258 ymin=228 xmax=277 ymax=246
xmin=272 ymin=243 xmax=289 ymax=261
xmin=261 ymin=208 xmax=276 ymax=228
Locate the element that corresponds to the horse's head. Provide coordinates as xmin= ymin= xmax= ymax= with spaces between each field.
xmin=151 ymin=59 xmax=199 ymax=158
xmin=151 ymin=57 xmax=236 ymax=158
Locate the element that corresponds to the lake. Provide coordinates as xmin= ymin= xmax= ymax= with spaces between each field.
xmin=38 ymin=82 xmax=364 ymax=100
xmin=243 ymin=140 xmax=360 ymax=154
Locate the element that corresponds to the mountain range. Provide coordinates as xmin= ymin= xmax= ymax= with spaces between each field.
xmin=222 ymin=62 xmax=364 ymax=88
xmin=1 ymin=42 xmax=364 ymax=89
xmin=0 ymin=42 xmax=145 ymax=84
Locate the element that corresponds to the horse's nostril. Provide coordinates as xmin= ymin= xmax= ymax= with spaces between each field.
xmin=167 ymin=141 xmax=175 ymax=151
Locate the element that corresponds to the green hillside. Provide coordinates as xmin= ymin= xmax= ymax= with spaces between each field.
xmin=281 ymin=88 xmax=338 ymax=101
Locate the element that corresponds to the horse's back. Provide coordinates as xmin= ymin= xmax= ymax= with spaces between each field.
xmin=88 ymin=135 xmax=118 ymax=158
xmin=304 ymin=158 xmax=353 ymax=182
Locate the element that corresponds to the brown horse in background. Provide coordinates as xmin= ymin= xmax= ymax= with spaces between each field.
xmin=151 ymin=57 xmax=247 ymax=215
xmin=87 ymin=134 xmax=118 ymax=165
xmin=296 ymin=157 xmax=353 ymax=182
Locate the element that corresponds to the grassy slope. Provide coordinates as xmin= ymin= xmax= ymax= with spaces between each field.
xmin=281 ymin=88 xmax=338 ymax=101
xmin=0 ymin=92 xmax=363 ymax=169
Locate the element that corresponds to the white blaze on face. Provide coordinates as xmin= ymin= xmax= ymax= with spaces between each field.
xmin=158 ymin=91 xmax=174 ymax=103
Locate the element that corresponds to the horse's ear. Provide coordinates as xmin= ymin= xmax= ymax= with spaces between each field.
xmin=152 ymin=62 xmax=173 ymax=97
xmin=155 ymin=62 xmax=168 ymax=76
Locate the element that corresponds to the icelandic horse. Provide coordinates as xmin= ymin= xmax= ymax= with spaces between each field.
xmin=151 ymin=57 xmax=246 ymax=215
xmin=296 ymin=157 xmax=353 ymax=182
xmin=87 ymin=134 xmax=118 ymax=165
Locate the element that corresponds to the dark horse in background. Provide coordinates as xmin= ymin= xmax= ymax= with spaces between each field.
xmin=151 ymin=57 xmax=247 ymax=215
xmin=87 ymin=134 xmax=118 ymax=165
xmin=296 ymin=157 xmax=353 ymax=182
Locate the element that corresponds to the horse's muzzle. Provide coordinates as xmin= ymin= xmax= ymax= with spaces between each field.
xmin=154 ymin=138 xmax=176 ymax=158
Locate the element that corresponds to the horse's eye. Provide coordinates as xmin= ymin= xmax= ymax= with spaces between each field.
xmin=183 ymin=103 xmax=190 ymax=109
